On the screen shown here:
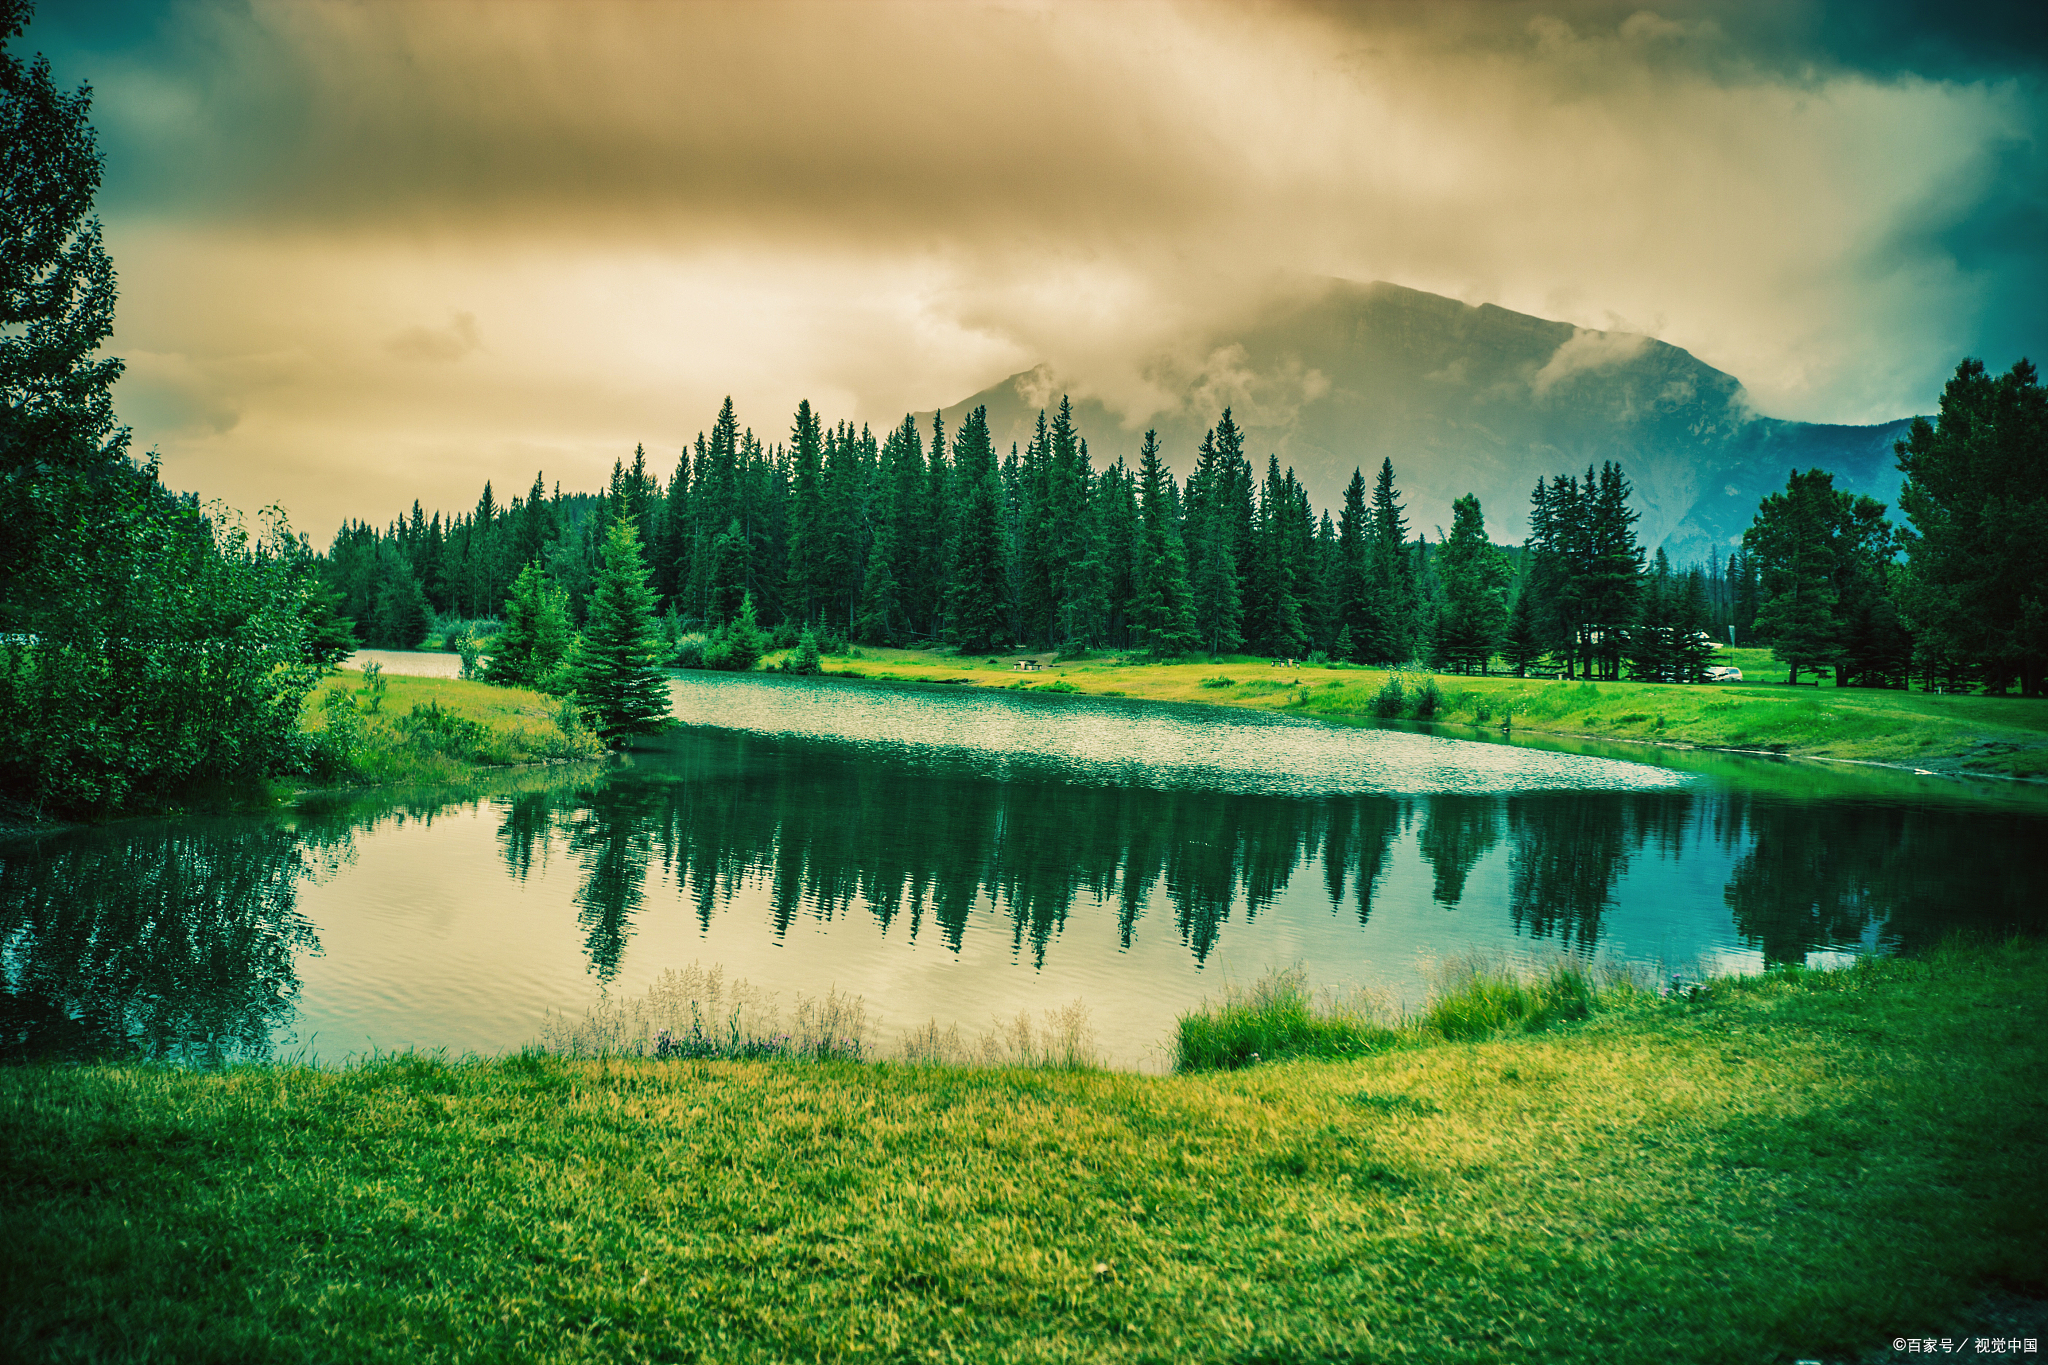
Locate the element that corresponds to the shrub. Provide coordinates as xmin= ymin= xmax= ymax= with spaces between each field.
xmin=1199 ymin=675 xmax=1237 ymax=689
xmin=786 ymin=628 xmax=823 ymax=676
xmin=1414 ymin=676 xmax=1444 ymax=719
xmin=1371 ymin=674 xmax=1406 ymax=717
xmin=671 ymin=633 xmax=709 ymax=669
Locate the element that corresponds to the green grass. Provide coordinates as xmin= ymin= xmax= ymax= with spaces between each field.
xmin=764 ymin=646 xmax=2048 ymax=780
xmin=4 ymin=939 xmax=2042 ymax=1363
xmin=300 ymin=671 xmax=605 ymax=786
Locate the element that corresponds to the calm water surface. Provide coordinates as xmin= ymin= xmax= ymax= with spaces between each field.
xmin=5 ymin=659 xmax=2042 ymax=1068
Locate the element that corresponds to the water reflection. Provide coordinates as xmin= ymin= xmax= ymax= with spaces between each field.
xmin=489 ymin=730 xmax=2043 ymax=974
xmin=2 ymin=721 xmax=2043 ymax=1064
xmin=0 ymin=822 xmax=324 ymax=1062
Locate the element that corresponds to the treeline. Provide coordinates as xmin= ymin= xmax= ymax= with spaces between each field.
xmin=326 ymin=396 xmax=1770 ymax=680
xmin=325 ymin=401 xmax=1453 ymax=663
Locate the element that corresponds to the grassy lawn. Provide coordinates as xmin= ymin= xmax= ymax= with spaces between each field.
xmin=3 ymin=938 xmax=2040 ymax=1363
xmin=299 ymin=671 xmax=605 ymax=786
xmin=775 ymin=646 xmax=2048 ymax=780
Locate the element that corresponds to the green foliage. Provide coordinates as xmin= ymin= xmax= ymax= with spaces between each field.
xmin=484 ymin=561 xmax=571 ymax=691
xmin=1198 ymin=675 xmax=1236 ymax=689
xmin=702 ymin=591 xmax=764 ymax=672
xmin=1174 ymin=967 xmax=1396 ymax=1071
xmin=1130 ymin=427 xmax=1199 ymax=657
xmin=565 ymin=520 xmax=671 ymax=746
xmin=0 ymin=3 xmax=126 ymax=482
xmin=1419 ymin=960 xmax=1594 ymax=1039
xmin=1895 ymin=358 xmax=2048 ymax=694
xmin=946 ymin=406 xmax=1010 ymax=653
xmin=1428 ymin=493 xmax=1511 ymax=674
xmin=786 ymin=625 xmax=822 ymax=675
xmin=0 ymin=477 xmax=321 ymax=817
xmin=1745 ymin=467 xmax=1898 ymax=685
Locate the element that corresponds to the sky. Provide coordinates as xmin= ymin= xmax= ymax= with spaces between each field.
xmin=26 ymin=0 xmax=2048 ymax=539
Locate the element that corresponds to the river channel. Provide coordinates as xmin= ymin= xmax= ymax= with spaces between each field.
xmin=4 ymin=658 xmax=2042 ymax=1069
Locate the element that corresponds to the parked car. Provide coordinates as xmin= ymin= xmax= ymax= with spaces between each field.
xmin=1704 ymin=666 xmax=1743 ymax=682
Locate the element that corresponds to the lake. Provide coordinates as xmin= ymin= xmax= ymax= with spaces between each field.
xmin=4 ymin=659 xmax=2043 ymax=1069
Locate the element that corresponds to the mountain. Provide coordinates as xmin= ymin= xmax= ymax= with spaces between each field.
xmin=922 ymin=279 xmax=1915 ymax=565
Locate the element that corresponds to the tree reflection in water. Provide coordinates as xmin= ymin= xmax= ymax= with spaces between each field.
xmin=486 ymin=730 xmax=2046 ymax=977
xmin=0 ymin=822 xmax=324 ymax=1063
xmin=6 ymin=729 xmax=2043 ymax=1060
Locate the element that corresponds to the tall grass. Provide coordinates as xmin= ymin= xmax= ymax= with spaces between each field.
xmin=541 ymin=964 xmax=1105 ymax=1069
xmin=1174 ymin=967 xmax=1398 ymax=1071
xmin=1173 ymin=956 xmax=1639 ymax=1071
xmin=539 ymin=964 xmax=869 ymax=1061
xmin=896 ymin=1000 xmax=1102 ymax=1070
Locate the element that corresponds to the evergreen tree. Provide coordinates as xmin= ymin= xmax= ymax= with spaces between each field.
xmin=368 ymin=548 xmax=430 ymax=648
xmin=1585 ymin=462 xmax=1644 ymax=680
xmin=1363 ymin=459 xmax=1415 ymax=663
xmin=1185 ymin=428 xmax=1243 ymax=654
xmin=1745 ymin=467 xmax=1901 ymax=686
xmin=0 ymin=0 xmax=124 ymax=488
xmin=568 ymin=520 xmax=670 ymax=744
xmin=1894 ymin=357 xmax=2047 ymax=694
xmin=1626 ymin=548 xmax=1675 ymax=681
xmin=1670 ymin=568 xmax=1716 ymax=684
xmin=487 ymin=560 xmax=572 ymax=690
xmin=784 ymin=399 xmax=826 ymax=624
xmin=1746 ymin=469 xmax=1845 ymax=683
xmin=1428 ymin=494 xmax=1511 ymax=673
xmin=1335 ymin=467 xmax=1373 ymax=660
xmin=1130 ymin=430 xmax=1196 ymax=656
xmin=946 ymin=406 xmax=1010 ymax=653
xmin=1502 ymin=575 xmax=1544 ymax=678
xmin=705 ymin=590 xmax=765 ymax=673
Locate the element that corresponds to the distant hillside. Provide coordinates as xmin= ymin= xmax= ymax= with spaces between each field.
xmin=920 ymin=280 xmax=1915 ymax=564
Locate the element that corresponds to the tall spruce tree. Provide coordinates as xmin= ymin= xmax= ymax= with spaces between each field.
xmin=569 ymin=520 xmax=671 ymax=745
xmin=487 ymin=560 xmax=571 ymax=689
xmin=1131 ymin=430 xmax=1196 ymax=656
xmin=1428 ymin=494 xmax=1511 ymax=673
xmin=946 ymin=406 xmax=1009 ymax=653
xmin=1336 ymin=467 xmax=1373 ymax=660
xmin=1363 ymin=459 xmax=1415 ymax=663
xmin=1186 ymin=428 xmax=1243 ymax=654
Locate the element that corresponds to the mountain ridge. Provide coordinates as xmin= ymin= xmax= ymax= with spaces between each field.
xmin=919 ymin=279 xmax=1915 ymax=563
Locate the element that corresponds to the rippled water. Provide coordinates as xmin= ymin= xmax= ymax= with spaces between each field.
xmin=3 ymin=657 xmax=2041 ymax=1069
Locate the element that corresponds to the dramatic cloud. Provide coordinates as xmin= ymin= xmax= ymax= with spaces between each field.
xmin=30 ymin=0 xmax=2046 ymax=533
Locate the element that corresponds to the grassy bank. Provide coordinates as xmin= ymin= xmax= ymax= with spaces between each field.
xmin=4 ymin=939 xmax=2041 ymax=1363
xmin=759 ymin=645 xmax=2048 ymax=780
xmin=300 ymin=670 xmax=604 ymax=786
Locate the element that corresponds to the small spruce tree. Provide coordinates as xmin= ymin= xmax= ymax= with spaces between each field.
xmin=487 ymin=560 xmax=572 ymax=690
xmin=567 ymin=520 xmax=671 ymax=745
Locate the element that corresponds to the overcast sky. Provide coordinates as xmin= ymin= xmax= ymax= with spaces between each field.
xmin=29 ymin=0 xmax=2048 ymax=537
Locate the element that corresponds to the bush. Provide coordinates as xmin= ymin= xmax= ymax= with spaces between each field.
xmin=786 ymin=628 xmax=823 ymax=676
xmin=1414 ymin=676 xmax=1444 ymax=719
xmin=1371 ymin=674 xmax=1406 ymax=717
xmin=395 ymin=699 xmax=492 ymax=760
xmin=1199 ymin=675 xmax=1237 ymax=689
xmin=0 ymin=475 xmax=325 ymax=817
xmin=671 ymin=633 xmax=709 ymax=669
